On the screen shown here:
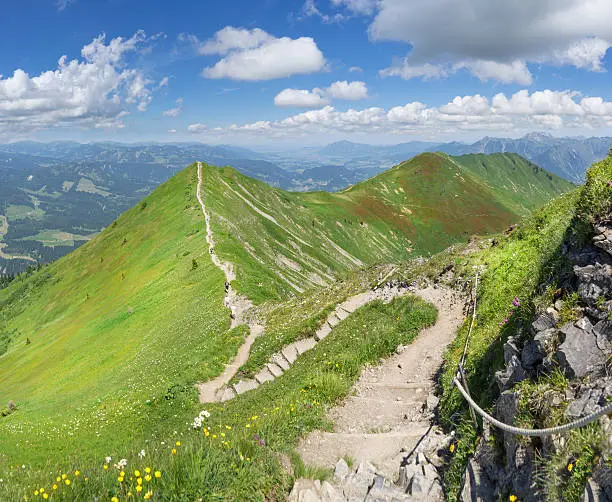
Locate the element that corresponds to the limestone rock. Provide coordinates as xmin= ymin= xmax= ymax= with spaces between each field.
xmin=334 ymin=458 xmax=350 ymax=483
xmin=574 ymin=263 xmax=612 ymax=305
xmin=593 ymin=320 xmax=612 ymax=351
xmin=530 ymin=313 xmax=557 ymax=335
xmin=460 ymin=459 xmax=495 ymax=502
xmin=495 ymin=355 xmax=526 ymax=391
xmin=556 ymin=321 xmax=607 ymax=378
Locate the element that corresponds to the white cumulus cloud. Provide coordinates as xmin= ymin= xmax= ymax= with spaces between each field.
xmin=186 ymin=27 xmax=326 ymax=81
xmin=369 ymin=0 xmax=612 ymax=83
xmin=190 ymin=89 xmax=612 ymax=138
xmin=0 ymin=31 xmax=156 ymax=134
xmin=327 ymin=81 xmax=368 ymax=100
xmin=163 ymin=97 xmax=184 ymax=118
xmin=274 ymin=89 xmax=331 ymax=108
xmin=274 ymin=81 xmax=368 ymax=108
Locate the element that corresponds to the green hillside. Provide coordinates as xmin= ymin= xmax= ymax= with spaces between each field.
xmin=0 ymin=153 xmax=573 ymax=500
xmin=0 ymin=167 xmax=239 ymax=462
xmin=206 ymin=152 xmax=572 ymax=302
xmin=450 ymin=152 xmax=574 ymax=215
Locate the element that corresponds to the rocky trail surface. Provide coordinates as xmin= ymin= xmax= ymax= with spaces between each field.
xmin=292 ymin=286 xmax=465 ymax=501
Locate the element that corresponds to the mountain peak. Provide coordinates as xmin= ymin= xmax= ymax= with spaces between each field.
xmin=522 ymin=132 xmax=554 ymax=142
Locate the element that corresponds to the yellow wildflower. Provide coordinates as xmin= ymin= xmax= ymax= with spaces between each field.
xmin=145 ymin=467 xmax=151 ymax=474
xmin=137 ymin=477 xmax=143 ymax=485
xmin=104 ymin=464 xmax=109 ymax=470
xmin=136 ymin=485 xmax=143 ymax=493
xmin=449 ymin=444 xmax=455 ymax=453
xmin=111 ymin=498 xmax=119 ymax=502
xmin=144 ymin=491 xmax=153 ymax=500
xmin=52 ymin=485 xmax=57 ymax=490
xmin=65 ymin=479 xmax=71 ymax=486
xmin=225 ymin=425 xmax=231 ymax=430
xmin=145 ymin=475 xmax=152 ymax=482
xmin=43 ymin=495 xmax=49 ymax=500
xmin=61 ymin=474 xmax=67 ymax=480
xmin=176 ymin=441 xmax=181 ymax=446
xmin=568 ymin=463 xmax=573 ymax=472
xmin=172 ymin=448 xmax=177 ymax=454
xmin=39 ymin=488 xmax=45 ymax=493
xmin=154 ymin=471 xmax=161 ymax=478
xmin=56 ymin=477 xmax=60 ymax=482
xmin=74 ymin=470 xmax=80 ymax=476
xmin=118 ymin=476 xmax=124 ymax=483
xmin=509 ymin=496 xmax=517 ymax=502
xmin=134 ymin=470 xmax=141 ymax=477
xmin=34 ymin=491 xmax=39 ymax=496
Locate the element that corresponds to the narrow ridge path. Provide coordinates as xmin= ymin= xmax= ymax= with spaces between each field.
xmin=297 ymin=285 xmax=464 ymax=479
xmin=195 ymin=162 xmax=263 ymax=403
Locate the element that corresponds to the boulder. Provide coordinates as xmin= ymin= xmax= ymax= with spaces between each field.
xmin=343 ymin=462 xmax=376 ymax=501
xmin=593 ymin=320 xmax=612 ymax=351
xmin=556 ymin=322 xmax=607 ymax=378
xmin=460 ymin=459 xmax=495 ymax=502
xmin=495 ymin=355 xmax=527 ymax=391
xmin=334 ymin=458 xmax=350 ymax=483
xmin=530 ymin=313 xmax=557 ymax=335
xmin=521 ymin=328 xmax=556 ymax=369
xmin=503 ymin=336 xmax=521 ymax=364
xmin=593 ymin=225 xmax=612 ymax=257
xmin=288 ymin=479 xmax=321 ymax=502
xmin=574 ymin=263 xmax=612 ymax=306
xmin=321 ymin=481 xmax=344 ymax=502
xmin=366 ymin=475 xmax=412 ymax=502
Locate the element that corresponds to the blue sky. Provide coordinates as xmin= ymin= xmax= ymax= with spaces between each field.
xmin=1 ymin=0 xmax=612 ymax=146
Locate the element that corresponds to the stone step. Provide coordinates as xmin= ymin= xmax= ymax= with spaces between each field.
xmin=327 ymin=314 xmax=341 ymax=327
xmin=267 ymin=363 xmax=284 ymax=377
xmin=271 ymin=352 xmax=291 ymax=371
xmin=298 ymin=427 xmax=431 ymax=479
xmin=254 ymin=367 xmax=275 ymax=385
xmin=233 ymin=379 xmax=259 ymax=394
xmin=315 ymin=324 xmax=332 ymax=341
xmin=295 ymin=337 xmax=317 ymax=354
xmin=217 ymin=387 xmax=237 ymax=402
xmin=335 ymin=308 xmax=350 ymax=321
xmin=282 ymin=344 xmax=299 ymax=364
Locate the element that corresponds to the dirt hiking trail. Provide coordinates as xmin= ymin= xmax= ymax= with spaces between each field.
xmin=195 ymin=162 xmax=263 ymax=403
xmin=297 ymin=285 xmax=465 ymax=479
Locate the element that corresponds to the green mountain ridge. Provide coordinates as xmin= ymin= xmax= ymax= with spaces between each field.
xmin=0 ymin=152 xmax=574 ymax=499
xmin=204 ymin=152 xmax=572 ymax=302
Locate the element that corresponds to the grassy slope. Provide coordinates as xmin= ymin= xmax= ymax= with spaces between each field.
xmin=1 ymin=293 xmax=437 ymax=501
xmin=0 ymin=167 xmax=239 ymax=464
xmin=451 ymin=152 xmax=575 ymax=216
xmin=206 ymin=152 xmax=569 ymax=303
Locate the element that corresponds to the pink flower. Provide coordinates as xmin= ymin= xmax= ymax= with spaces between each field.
xmin=512 ymin=297 xmax=520 ymax=307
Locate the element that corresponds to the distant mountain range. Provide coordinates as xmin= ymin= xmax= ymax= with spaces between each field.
xmin=291 ymin=133 xmax=612 ymax=184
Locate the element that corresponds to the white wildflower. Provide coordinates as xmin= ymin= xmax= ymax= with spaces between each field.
xmin=138 ymin=449 xmax=146 ymax=459
xmin=105 ymin=456 xmax=112 ymax=464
